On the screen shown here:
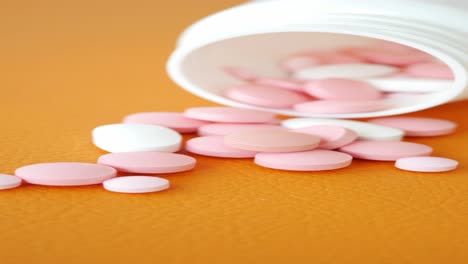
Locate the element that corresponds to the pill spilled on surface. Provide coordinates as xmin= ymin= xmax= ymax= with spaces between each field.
xmin=2 ymin=40 xmax=460 ymax=194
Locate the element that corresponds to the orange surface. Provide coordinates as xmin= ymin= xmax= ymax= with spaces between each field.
xmin=1 ymin=1 xmax=468 ymax=263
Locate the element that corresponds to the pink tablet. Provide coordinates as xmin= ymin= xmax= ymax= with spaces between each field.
xmin=198 ymin=123 xmax=284 ymax=136
xmin=254 ymin=77 xmax=304 ymax=91
xmin=123 ymin=112 xmax=210 ymax=133
xmin=339 ymin=141 xmax=433 ymax=161
xmin=186 ymin=136 xmax=258 ymax=158
xmin=255 ymin=150 xmax=353 ymax=171
xmin=303 ymin=78 xmax=382 ymax=100
xmin=15 ymin=162 xmax=117 ymax=186
xmin=368 ymin=117 xmax=457 ymax=137
xmin=292 ymin=125 xmax=358 ymax=150
xmin=223 ymin=66 xmax=258 ymax=81
xmin=224 ymin=84 xmax=310 ymax=109
xmin=405 ymin=62 xmax=454 ymax=79
xmin=294 ymin=100 xmax=388 ymax=114
xmin=345 ymin=47 xmax=431 ymax=66
xmin=184 ymin=107 xmax=276 ymax=123
xmin=281 ymin=55 xmax=322 ymax=72
xmin=98 ymin=152 xmax=196 ymax=174
xmin=225 ymin=130 xmax=321 ymax=153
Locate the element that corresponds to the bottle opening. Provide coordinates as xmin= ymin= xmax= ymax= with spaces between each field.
xmin=173 ymin=32 xmax=456 ymax=118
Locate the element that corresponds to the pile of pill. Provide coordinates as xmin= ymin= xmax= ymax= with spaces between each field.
xmin=0 ymin=41 xmax=460 ymax=193
xmin=223 ymin=41 xmax=454 ymax=114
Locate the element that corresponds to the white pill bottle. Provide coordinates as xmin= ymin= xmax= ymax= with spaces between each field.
xmin=167 ymin=0 xmax=468 ymax=118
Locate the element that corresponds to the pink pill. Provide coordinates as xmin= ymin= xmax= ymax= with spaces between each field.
xmin=123 ymin=112 xmax=210 ymax=133
xmin=224 ymin=84 xmax=310 ymax=109
xmin=15 ymin=162 xmax=117 ymax=186
xmin=369 ymin=41 xmax=417 ymax=52
xmin=184 ymin=107 xmax=276 ymax=123
xmin=298 ymin=50 xmax=361 ymax=61
xmin=198 ymin=123 xmax=285 ymax=136
xmin=395 ymin=157 xmax=458 ymax=172
xmin=98 ymin=152 xmax=196 ymax=174
xmin=368 ymin=117 xmax=457 ymax=137
xmin=339 ymin=141 xmax=433 ymax=161
xmin=254 ymin=77 xmax=304 ymax=91
xmin=186 ymin=136 xmax=258 ymax=158
xmin=103 ymin=176 xmax=170 ymax=194
xmin=0 ymin=174 xmax=22 ymax=190
xmin=223 ymin=66 xmax=258 ymax=81
xmin=405 ymin=62 xmax=454 ymax=79
xmin=345 ymin=47 xmax=431 ymax=66
xmin=319 ymin=53 xmax=363 ymax=65
xmin=303 ymin=78 xmax=382 ymax=100
xmin=225 ymin=130 xmax=321 ymax=152
xmin=281 ymin=55 xmax=322 ymax=72
xmin=294 ymin=100 xmax=388 ymax=114
xmin=292 ymin=125 xmax=358 ymax=150
xmin=255 ymin=150 xmax=353 ymax=171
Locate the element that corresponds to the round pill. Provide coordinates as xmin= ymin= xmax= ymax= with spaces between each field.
xmin=184 ymin=107 xmax=276 ymax=123
xmin=368 ymin=117 xmax=457 ymax=137
xmin=92 ymin=124 xmax=182 ymax=153
xmin=282 ymin=51 xmax=363 ymax=72
xmin=225 ymin=130 xmax=321 ymax=153
xmin=98 ymin=152 xmax=196 ymax=174
xmin=223 ymin=66 xmax=258 ymax=81
xmin=186 ymin=136 xmax=258 ymax=158
xmin=405 ymin=62 xmax=454 ymax=79
xmin=395 ymin=157 xmax=458 ymax=172
xmin=281 ymin=55 xmax=322 ymax=72
xmin=224 ymin=84 xmax=310 ymax=109
xmin=198 ymin=123 xmax=285 ymax=136
xmin=294 ymin=63 xmax=399 ymax=80
xmin=282 ymin=118 xmax=404 ymax=141
xmin=103 ymin=176 xmax=170 ymax=194
xmin=0 ymin=174 xmax=22 ymax=190
xmin=338 ymin=141 xmax=433 ymax=161
xmin=367 ymin=41 xmax=418 ymax=52
xmin=294 ymin=100 xmax=389 ymax=114
xmin=254 ymin=77 xmax=304 ymax=91
xmin=292 ymin=125 xmax=358 ymax=150
xmin=303 ymin=78 xmax=382 ymax=100
xmin=345 ymin=47 xmax=431 ymax=66
xmin=319 ymin=53 xmax=364 ymax=65
xmin=15 ymin=162 xmax=117 ymax=186
xmin=254 ymin=150 xmax=353 ymax=171
xmin=123 ymin=112 xmax=210 ymax=133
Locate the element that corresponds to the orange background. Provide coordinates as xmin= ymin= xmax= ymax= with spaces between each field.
xmin=1 ymin=1 xmax=467 ymax=263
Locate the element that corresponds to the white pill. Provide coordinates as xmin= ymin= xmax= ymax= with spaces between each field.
xmin=103 ymin=176 xmax=169 ymax=194
xmin=92 ymin=124 xmax=182 ymax=153
xmin=294 ymin=63 xmax=399 ymax=80
xmin=0 ymin=174 xmax=22 ymax=190
xmin=364 ymin=78 xmax=452 ymax=93
xmin=282 ymin=118 xmax=404 ymax=141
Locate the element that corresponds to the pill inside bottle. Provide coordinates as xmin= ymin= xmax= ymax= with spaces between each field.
xmin=170 ymin=32 xmax=462 ymax=118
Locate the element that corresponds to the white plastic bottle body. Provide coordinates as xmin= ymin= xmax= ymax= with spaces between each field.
xmin=167 ymin=0 xmax=468 ymax=118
